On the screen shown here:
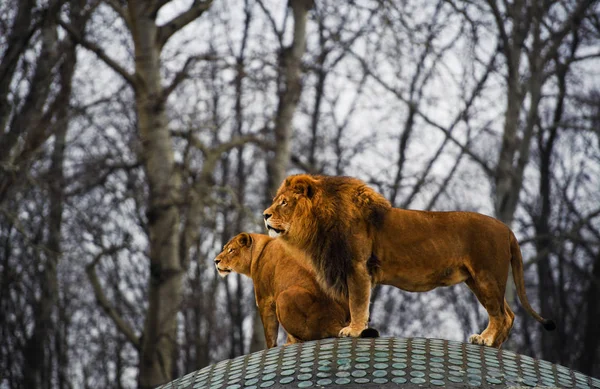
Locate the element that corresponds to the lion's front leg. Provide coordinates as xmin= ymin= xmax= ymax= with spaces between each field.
xmin=339 ymin=262 xmax=371 ymax=337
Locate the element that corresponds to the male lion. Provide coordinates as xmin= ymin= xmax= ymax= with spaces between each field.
xmin=214 ymin=232 xmax=378 ymax=347
xmin=263 ymin=174 xmax=555 ymax=348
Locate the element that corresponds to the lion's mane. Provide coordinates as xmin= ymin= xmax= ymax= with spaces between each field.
xmin=280 ymin=175 xmax=391 ymax=298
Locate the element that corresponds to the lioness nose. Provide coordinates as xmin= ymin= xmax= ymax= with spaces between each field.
xmin=263 ymin=213 xmax=271 ymax=220
xmin=214 ymin=259 xmax=221 ymax=264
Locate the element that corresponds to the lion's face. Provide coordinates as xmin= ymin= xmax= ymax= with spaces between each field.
xmin=214 ymin=233 xmax=252 ymax=277
xmin=263 ymin=176 xmax=318 ymax=239
xmin=263 ymin=191 xmax=298 ymax=238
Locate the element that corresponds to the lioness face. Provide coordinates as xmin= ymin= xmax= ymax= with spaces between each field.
xmin=263 ymin=191 xmax=297 ymax=238
xmin=214 ymin=233 xmax=252 ymax=277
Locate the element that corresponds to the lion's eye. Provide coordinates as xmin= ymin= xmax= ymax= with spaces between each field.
xmin=228 ymin=248 xmax=234 ymax=253
xmin=281 ymin=199 xmax=287 ymax=206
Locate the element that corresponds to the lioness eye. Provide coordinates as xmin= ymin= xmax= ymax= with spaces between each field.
xmin=228 ymin=248 xmax=233 ymax=253
xmin=281 ymin=199 xmax=287 ymax=206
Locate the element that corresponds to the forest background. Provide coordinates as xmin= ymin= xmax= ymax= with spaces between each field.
xmin=1 ymin=0 xmax=600 ymax=388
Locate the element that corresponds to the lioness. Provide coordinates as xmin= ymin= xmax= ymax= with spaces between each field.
xmin=263 ymin=174 xmax=555 ymax=348
xmin=214 ymin=232 xmax=378 ymax=347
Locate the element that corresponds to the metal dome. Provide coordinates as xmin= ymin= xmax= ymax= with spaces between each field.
xmin=157 ymin=337 xmax=600 ymax=388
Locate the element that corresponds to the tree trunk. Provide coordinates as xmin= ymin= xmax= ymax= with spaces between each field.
xmin=489 ymin=0 xmax=591 ymax=307
xmin=577 ymin=250 xmax=600 ymax=375
xmin=534 ymin=48 xmax=574 ymax=363
xmin=534 ymin=111 xmax=559 ymax=363
xmin=252 ymin=0 xmax=312 ymax=352
xmin=129 ymin=4 xmax=183 ymax=388
xmin=264 ymin=0 xmax=312 ymax=198
xmin=0 ymin=0 xmax=36 ymax=149
xmin=0 ymin=0 xmax=60 ymax=205
xmin=22 ymin=0 xmax=78 ymax=384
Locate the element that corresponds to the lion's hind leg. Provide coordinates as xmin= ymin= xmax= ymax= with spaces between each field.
xmin=277 ymin=286 xmax=349 ymax=342
xmin=499 ymin=299 xmax=515 ymax=344
xmin=465 ymin=279 xmax=514 ymax=348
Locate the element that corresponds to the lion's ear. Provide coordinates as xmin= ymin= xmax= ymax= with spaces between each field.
xmin=291 ymin=176 xmax=316 ymax=199
xmin=295 ymin=182 xmax=314 ymax=198
xmin=238 ymin=233 xmax=252 ymax=247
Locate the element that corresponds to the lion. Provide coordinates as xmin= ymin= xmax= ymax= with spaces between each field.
xmin=214 ymin=232 xmax=378 ymax=348
xmin=263 ymin=174 xmax=556 ymax=348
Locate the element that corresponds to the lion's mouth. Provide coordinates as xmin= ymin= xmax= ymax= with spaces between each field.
xmin=216 ymin=266 xmax=232 ymax=277
xmin=266 ymin=224 xmax=284 ymax=237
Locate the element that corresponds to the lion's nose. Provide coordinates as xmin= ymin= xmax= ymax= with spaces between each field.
xmin=214 ymin=259 xmax=221 ymax=264
xmin=263 ymin=213 xmax=272 ymax=220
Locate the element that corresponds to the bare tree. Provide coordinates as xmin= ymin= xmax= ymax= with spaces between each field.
xmin=249 ymin=0 xmax=313 ymax=352
xmin=2 ymin=1 xmax=600 ymax=387
xmin=485 ymin=0 xmax=594 ymax=225
xmin=60 ymin=1 xmax=218 ymax=386
xmin=263 ymin=0 xmax=313 ymax=197
xmin=0 ymin=1 xmax=90 ymax=387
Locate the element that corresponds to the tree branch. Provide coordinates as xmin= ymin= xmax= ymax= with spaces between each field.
xmin=255 ymin=0 xmax=284 ymax=48
xmin=157 ymin=0 xmax=213 ymax=48
xmin=485 ymin=0 xmax=511 ymax=62
xmin=86 ymin=245 xmax=141 ymax=350
xmin=290 ymin=154 xmax=316 ymax=173
xmin=211 ymin=134 xmax=271 ymax=156
xmin=542 ymin=0 xmax=595 ymax=63
xmin=350 ymin=49 xmax=494 ymax=176
xmin=172 ymin=130 xmax=272 ymax=156
xmin=161 ymin=54 xmax=218 ymax=101
xmin=105 ymin=0 xmax=131 ymax=28
xmin=417 ymin=112 xmax=494 ymax=176
xmin=58 ymin=19 xmax=136 ymax=86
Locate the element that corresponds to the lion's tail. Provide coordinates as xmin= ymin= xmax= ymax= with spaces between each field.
xmin=359 ymin=327 xmax=380 ymax=338
xmin=509 ymin=231 xmax=556 ymax=331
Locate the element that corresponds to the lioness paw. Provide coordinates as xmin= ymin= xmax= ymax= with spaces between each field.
xmin=468 ymin=334 xmax=493 ymax=346
xmin=339 ymin=325 xmax=365 ymax=338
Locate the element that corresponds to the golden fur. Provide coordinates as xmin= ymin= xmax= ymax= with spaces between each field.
xmin=263 ymin=174 xmax=555 ymax=348
xmin=214 ymin=232 xmax=377 ymax=348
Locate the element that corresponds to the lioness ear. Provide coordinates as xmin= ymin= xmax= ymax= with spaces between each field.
xmin=238 ymin=233 xmax=252 ymax=247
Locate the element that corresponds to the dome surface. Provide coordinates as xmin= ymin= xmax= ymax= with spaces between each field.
xmin=157 ymin=337 xmax=600 ymax=388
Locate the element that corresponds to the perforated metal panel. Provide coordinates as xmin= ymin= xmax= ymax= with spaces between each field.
xmin=157 ymin=337 xmax=600 ymax=388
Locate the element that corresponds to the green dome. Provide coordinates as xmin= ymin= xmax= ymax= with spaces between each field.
xmin=157 ymin=337 xmax=600 ymax=388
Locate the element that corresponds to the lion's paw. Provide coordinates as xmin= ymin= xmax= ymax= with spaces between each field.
xmin=339 ymin=325 xmax=365 ymax=338
xmin=468 ymin=334 xmax=492 ymax=346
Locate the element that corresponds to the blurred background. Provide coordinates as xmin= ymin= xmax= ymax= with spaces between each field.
xmin=1 ymin=0 xmax=600 ymax=388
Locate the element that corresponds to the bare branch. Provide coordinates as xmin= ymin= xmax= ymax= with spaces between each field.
xmin=211 ymin=134 xmax=271 ymax=156
xmin=157 ymin=0 xmax=213 ymax=48
xmin=290 ymin=154 xmax=316 ymax=173
xmin=350 ymin=49 xmax=494 ymax=176
xmin=543 ymin=0 xmax=595 ymax=63
xmin=161 ymin=54 xmax=219 ymax=101
xmin=86 ymin=245 xmax=141 ymax=350
xmin=484 ymin=0 xmax=511 ymax=61
xmin=255 ymin=0 xmax=284 ymax=48
xmin=174 ymin=130 xmax=271 ymax=156
xmin=424 ymin=132 xmax=469 ymax=211
xmin=417 ymin=112 xmax=494 ymax=176
xmin=105 ymin=0 xmax=131 ymax=28
xmin=58 ymin=19 xmax=136 ymax=86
